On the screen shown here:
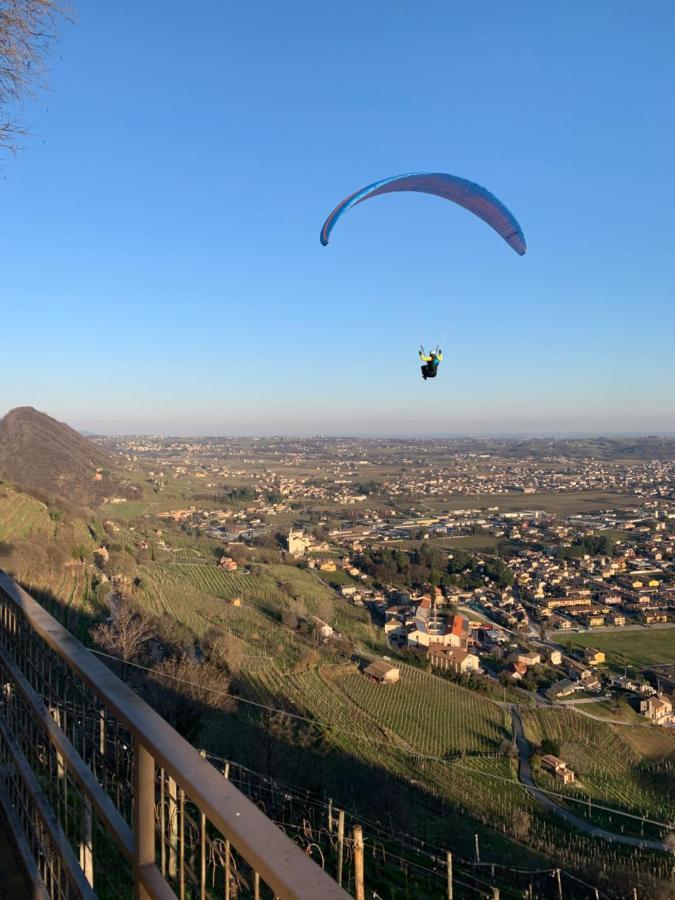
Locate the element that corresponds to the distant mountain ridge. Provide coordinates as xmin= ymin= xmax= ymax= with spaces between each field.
xmin=0 ymin=407 xmax=118 ymax=506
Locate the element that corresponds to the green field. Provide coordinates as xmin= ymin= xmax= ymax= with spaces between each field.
xmin=561 ymin=628 xmax=675 ymax=668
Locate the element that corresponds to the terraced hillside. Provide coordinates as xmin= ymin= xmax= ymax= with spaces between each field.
xmin=0 ymin=487 xmax=53 ymax=542
xmin=521 ymin=707 xmax=675 ymax=825
xmin=135 ymin=561 xmax=384 ymax=669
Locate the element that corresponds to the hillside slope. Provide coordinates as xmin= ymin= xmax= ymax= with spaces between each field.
xmin=0 ymin=406 xmax=117 ymax=506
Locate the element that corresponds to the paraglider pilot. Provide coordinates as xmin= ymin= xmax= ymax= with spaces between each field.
xmin=419 ymin=346 xmax=442 ymax=380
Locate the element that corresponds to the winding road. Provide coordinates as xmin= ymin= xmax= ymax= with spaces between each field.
xmin=509 ymin=706 xmax=669 ymax=852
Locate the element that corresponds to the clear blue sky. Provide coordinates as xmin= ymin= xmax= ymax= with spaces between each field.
xmin=2 ymin=0 xmax=674 ymax=435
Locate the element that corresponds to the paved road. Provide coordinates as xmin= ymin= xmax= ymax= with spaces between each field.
xmin=509 ymin=706 xmax=669 ymax=852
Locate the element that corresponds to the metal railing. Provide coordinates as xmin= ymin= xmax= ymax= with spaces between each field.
xmin=0 ymin=571 xmax=351 ymax=900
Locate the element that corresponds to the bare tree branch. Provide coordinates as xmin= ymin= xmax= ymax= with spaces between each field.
xmin=0 ymin=0 xmax=69 ymax=153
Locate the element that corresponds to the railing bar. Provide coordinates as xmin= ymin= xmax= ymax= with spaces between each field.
xmin=138 ymin=863 xmax=179 ymax=900
xmin=200 ymin=807 xmax=206 ymax=900
xmin=1 ymin=576 xmax=351 ymax=900
xmin=225 ymin=838 xmax=231 ymax=900
xmin=179 ymin=786 xmax=185 ymax=900
xmin=0 ymin=779 xmax=50 ymax=900
xmin=0 ymin=712 xmax=96 ymax=900
xmin=160 ymin=767 xmax=166 ymax=877
xmin=0 ymin=643 xmax=135 ymax=862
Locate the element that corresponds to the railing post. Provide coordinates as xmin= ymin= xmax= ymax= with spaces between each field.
xmin=134 ymin=743 xmax=155 ymax=900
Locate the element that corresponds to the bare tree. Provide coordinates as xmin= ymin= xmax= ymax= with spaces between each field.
xmin=0 ymin=1 xmax=68 ymax=153
xmin=203 ymin=626 xmax=246 ymax=674
xmin=91 ymin=599 xmax=153 ymax=662
xmin=512 ymin=809 xmax=531 ymax=842
xmin=144 ymin=656 xmax=234 ymax=737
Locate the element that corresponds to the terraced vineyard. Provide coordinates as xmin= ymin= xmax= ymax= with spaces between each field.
xmin=137 ymin=561 xmax=381 ymax=650
xmin=521 ymin=708 xmax=675 ymax=821
xmin=0 ymin=488 xmax=52 ymax=541
xmin=330 ymin=664 xmax=506 ymax=756
xmin=243 ymin=664 xmax=531 ymax=836
xmin=157 ymin=563 xmax=274 ymax=601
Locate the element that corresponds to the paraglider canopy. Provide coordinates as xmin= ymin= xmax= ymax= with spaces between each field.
xmin=320 ymin=172 xmax=526 ymax=255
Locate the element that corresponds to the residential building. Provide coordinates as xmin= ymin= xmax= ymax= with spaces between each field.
xmin=428 ymin=644 xmax=480 ymax=675
xmin=583 ymin=648 xmax=606 ymax=667
xmin=541 ymin=755 xmax=575 ymax=784
xmin=640 ymin=693 xmax=673 ymax=724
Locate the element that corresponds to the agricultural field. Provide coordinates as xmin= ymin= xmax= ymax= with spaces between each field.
xmin=329 ymin=664 xmax=506 ymax=756
xmin=0 ymin=487 xmax=52 ymax=542
xmin=422 ymin=491 xmax=641 ymax=515
xmin=242 ymin=663 xmax=531 ymax=837
xmin=561 ymin=628 xmax=675 ymax=668
xmin=521 ymin=707 xmax=675 ymax=824
xmin=135 ymin=560 xmax=383 ymax=662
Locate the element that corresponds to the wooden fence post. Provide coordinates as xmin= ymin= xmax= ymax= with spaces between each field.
xmin=337 ymin=810 xmax=345 ymax=887
xmin=168 ymin=775 xmax=178 ymax=879
xmin=353 ymin=824 xmax=364 ymax=900
xmin=446 ymin=850 xmax=453 ymax=900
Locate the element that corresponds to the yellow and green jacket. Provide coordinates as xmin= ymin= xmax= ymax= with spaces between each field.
xmin=419 ymin=350 xmax=443 ymax=366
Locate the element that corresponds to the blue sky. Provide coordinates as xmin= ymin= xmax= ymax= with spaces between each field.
xmin=2 ymin=0 xmax=674 ymax=435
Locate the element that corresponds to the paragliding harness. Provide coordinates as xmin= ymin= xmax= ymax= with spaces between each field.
xmin=420 ymin=346 xmax=442 ymax=380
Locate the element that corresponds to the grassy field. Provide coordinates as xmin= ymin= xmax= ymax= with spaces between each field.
xmin=561 ymin=628 xmax=675 ymax=668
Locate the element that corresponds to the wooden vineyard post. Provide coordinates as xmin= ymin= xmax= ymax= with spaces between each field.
xmin=474 ymin=833 xmax=480 ymax=863
xmin=337 ymin=809 xmax=345 ymax=887
xmin=492 ymin=889 xmax=500 ymax=900
xmin=555 ymin=868 xmax=563 ymax=900
xmin=168 ymin=775 xmax=178 ymax=879
xmin=446 ymin=851 xmax=453 ymax=900
xmin=328 ymin=798 xmax=333 ymax=834
xmin=353 ymin=824 xmax=365 ymax=900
